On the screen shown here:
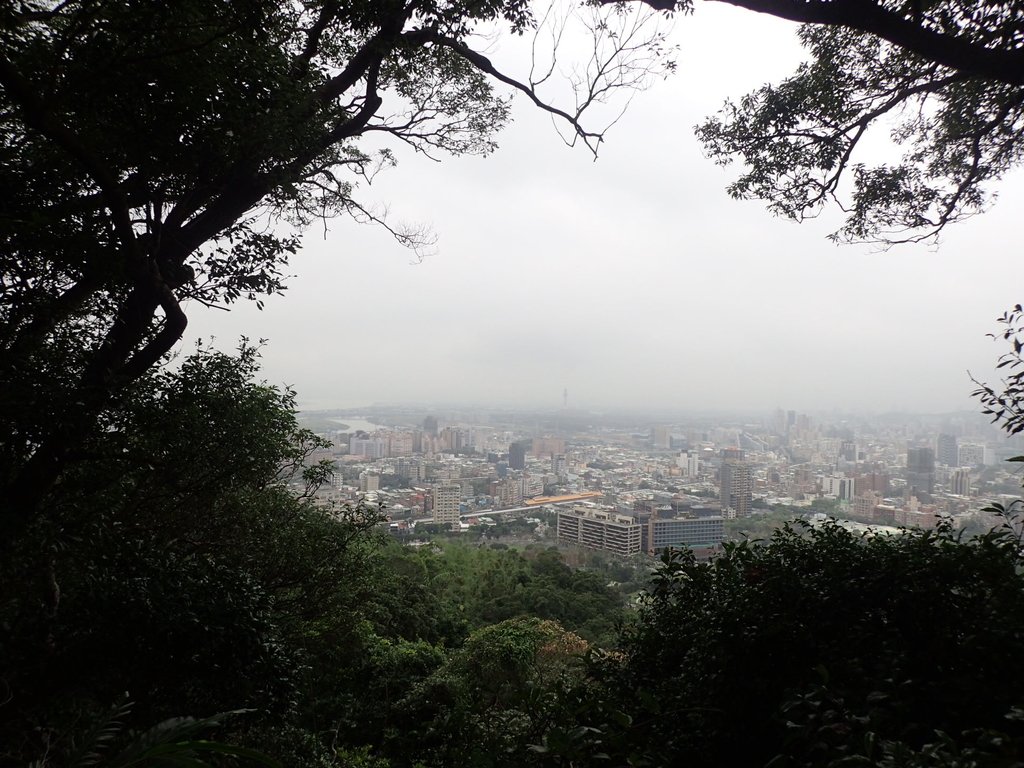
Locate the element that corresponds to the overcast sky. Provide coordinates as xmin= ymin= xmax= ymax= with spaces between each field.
xmin=182 ymin=4 xmax=1023 ymax=415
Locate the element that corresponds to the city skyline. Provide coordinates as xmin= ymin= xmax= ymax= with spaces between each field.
xmin=313 ymin=398 xmax=1019 ymax=544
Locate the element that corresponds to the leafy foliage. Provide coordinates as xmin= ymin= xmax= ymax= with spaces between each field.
xmin=394 ymin=617 xmax=589 ymax=768
xmin=695 ymin=3 xmax=1024 ymax=244
xmin=536 ymin=520 xmax=1024 ymax=767
xmin=390 ymin=542 xmax=627 ymax=645
xmin=973 ymin=303 xmax=1024 ymax=435
xmin=0 ymin=346 xmax=383 ymax=765
xmin=97 ymin=709 xmax=282 ymax=768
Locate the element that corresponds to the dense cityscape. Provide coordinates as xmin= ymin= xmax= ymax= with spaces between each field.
xmin=302 ymin=404 xmax=1024 ymax=558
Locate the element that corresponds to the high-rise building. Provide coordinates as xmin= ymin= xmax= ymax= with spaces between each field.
xmin=349 ymin=436 xmax=387 ymax=459
xmin=937 ymin=433 xmax=959 ymax=467
xmin=821 ymin=475 xmax=856 ymax=500
xmin=387 ymin=431 xmax=414 ymax=457
xmin=508 ymin=441 xmax=528 ymax=470
xmin=951 ymin=468 xmax=972 ymax=496
xmin=439 ymin=426 xmax=465 ymax=452
xmin=720 ymin=460 xmax=752 ymax=518
xmin=958 ymin=443 xmax=989 ymax=467
xmin=906 ymin=447 xmax=936 ymax=500
xmin=652 ymin=426 xmax=672 ymax=449
xmin=552 ymin=454 xmax=567 ymax=476
xmin=677 ymin=451 xmax=700 ymax=478
xmin=432 ymin=482 xmax=462 ymax=528
xmin=773 ymin=408 xmax=787 ymax=436
xmin=557 ymin=507 xmax=642 ymax=557
xmin=422 ymin=415 xmax=438 ymax=437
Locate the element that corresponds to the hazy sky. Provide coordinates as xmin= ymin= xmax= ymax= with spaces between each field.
xmin=183 ymin=4 xmax=1024 ymax=415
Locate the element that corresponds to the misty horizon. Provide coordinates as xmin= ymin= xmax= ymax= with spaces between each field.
xmin=183 ymin=3 xmax=1021 ymax=418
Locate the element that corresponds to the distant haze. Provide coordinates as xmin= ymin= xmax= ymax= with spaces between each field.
xmin=183 ymin=5 xmax=1022 ymax=415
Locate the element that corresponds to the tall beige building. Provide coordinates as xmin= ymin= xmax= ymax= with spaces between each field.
xmin=720 ymin=459 xmax=752 ymax=518
xmin=432 ymin=482 xmax=462 ymax=529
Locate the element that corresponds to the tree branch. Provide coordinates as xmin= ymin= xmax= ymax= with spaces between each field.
xmin=315 ymin=5 xmax=408 ymax=105
xmin=619 ymin=0 xmax=1024 ymax=86
xmin=408 ymin=29 xmax=605 ymax=153
xmin=117 ymin=289 xmax=188 ymax=382
xmin=291 ymin=0 xmax=342 ymax=78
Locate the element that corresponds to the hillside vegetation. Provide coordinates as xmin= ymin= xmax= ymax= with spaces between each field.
xmin=4 ymin=348 xmax=1024 ymax=767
